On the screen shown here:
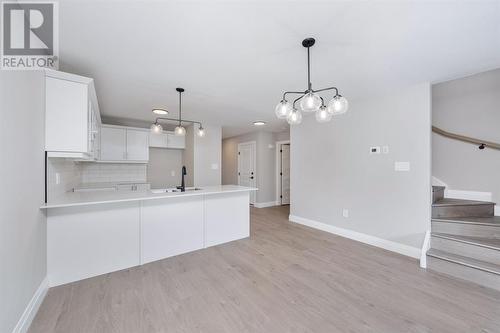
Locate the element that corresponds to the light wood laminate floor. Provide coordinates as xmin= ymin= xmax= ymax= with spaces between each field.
xmin=30 ymin=206 xmax=500 ymax=333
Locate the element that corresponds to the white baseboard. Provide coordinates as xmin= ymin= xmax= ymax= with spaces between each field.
xmin=289 ymin=215 xmax=421 ymax=259
xmin=445 ymin=189 xmax=492 ymax=202
xmin=254 ymin=201 xmax=279 ymax=208
xmin=13 ymin=276 xmax=48 ymax=333
xmin=420 ymin=230 xmax=431 ymax=268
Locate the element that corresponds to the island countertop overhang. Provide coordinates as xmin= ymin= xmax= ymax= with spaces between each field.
xmin=41 ymin=185 xmax=257 ymax=209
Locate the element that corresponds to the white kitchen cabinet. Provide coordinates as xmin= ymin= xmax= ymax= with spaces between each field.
xmin=127 ymin=129 xmax=149 ymax=160
xmin=167 ymin=133 xmax=186 ymax=149
xmin=99 ymin=125 xmax=149 ymax=162
xmin=100 ymin=126 xmax=126 ymax=161
xmin=149 ymin=131 xmax=168 ymax=148
xmin=45 ymin=70 xmax=101 ymax=159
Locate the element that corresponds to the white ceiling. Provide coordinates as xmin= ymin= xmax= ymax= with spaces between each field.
xmin=58 ymin=0 xmax=500 ymax=138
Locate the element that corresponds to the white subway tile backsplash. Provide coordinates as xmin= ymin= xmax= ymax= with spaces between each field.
xmin=47 ymin=159 xmax=147 ymax=199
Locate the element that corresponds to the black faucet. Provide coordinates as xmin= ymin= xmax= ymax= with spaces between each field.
xmin=177 ymin=166 xmax=187 ymax=192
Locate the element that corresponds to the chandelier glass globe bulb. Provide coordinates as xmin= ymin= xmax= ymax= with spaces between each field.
xmin=174 ymin=125 xmax=186 ymax=136
xmin=275 ymin=100 xmax=292 ymax=119
xmin=327 ymin=95 xmax=349 ymax=115
xmin=300 ymin=92 xmax=322 ymax=113
xmin=287 ymin=109 xmax=303 ymax=125
xmin=150 ymin=123 xmax=163 ymax=133
xmin=315 ymin=106 xmax=332 ymax=123
xmin=197 ymin=126 xmax=206 ymax=137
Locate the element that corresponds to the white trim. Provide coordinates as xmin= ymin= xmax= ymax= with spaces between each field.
xmin=445 ymin=189 xmax=492 ymax=202
xmin=289 ymin=215 xmax=422 ymax=259
xmin=254 ymin=201 xmax=279 ymax=208
xmin=495 ymin=205 xmax=500 ymax=217
xmin=275 ymin=140 xmax=290 ymax=205
xmin=420 ymin=230 xmax=431 ymax=268
xmin=12 ymin=277 xmax=49 ymax=333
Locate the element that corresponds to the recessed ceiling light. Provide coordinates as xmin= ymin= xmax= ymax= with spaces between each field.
xmin=152 ymin=108 xmax=168 ymax=115
xmin=253 ymin=121 xmax=266 ymax=126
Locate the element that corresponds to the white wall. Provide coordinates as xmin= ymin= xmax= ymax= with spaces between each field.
xmin=147 ymin=148 xmax=183 ymax=188
xmin=432 ymin=69 xmax=500 ymax=202
xmin=222 ymin=130 xmax=289 ymax=205
xmin=182 ymin=124 xmax=222 ymax=187
xmin=290 ymin=83 xmax=431 ymax=251
xmin=193 ymin=124 xmax=222 ymax=186
xmin=0 ymin=71 xmax=47 ymax=332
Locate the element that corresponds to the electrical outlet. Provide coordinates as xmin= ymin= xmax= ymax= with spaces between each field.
xmin=382 ymin=146 xmax=389 ymax=154
xmin=55 ymin=172 xmax=60 ymax=185
xmin=171 ymin=170 xmax=175 ymax=177
xmin=211 ymin=163 xmax=219 ymax=170
xmin=342 ymin=208 xmax=349 ymax=218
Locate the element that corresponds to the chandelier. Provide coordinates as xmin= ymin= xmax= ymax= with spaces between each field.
xmin=150 ymin=88 xmax=205 ymax=137
xmin=275 ymin=38 xmax=349 ymax=125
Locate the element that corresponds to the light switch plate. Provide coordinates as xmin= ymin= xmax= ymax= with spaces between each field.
xmin=395 ymin=161 xmax=410 ymax=171
xmin=211 ymin=163 xmax=219 ymax=170
xmin=382 ymin=146 xmax=389 ymax=154
xmin=55 ymin=173 xmax=60 ymax=185
xmin=342 ymin=208 xmax=349 ymax=218
xmin=170 ymin=170 xmax=175 ymax=177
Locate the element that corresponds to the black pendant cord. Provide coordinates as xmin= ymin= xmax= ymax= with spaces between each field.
xmin=307 ymin=46 xmax=311 ymax=91
xmin=178 ymin=91 xmax=182 ymax=126
xmin=44 ymin=151 xmax=47 ymax=204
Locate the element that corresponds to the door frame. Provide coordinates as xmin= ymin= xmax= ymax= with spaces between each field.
xmin=237 ymin=141 xmax=257 ymax=204
xmin=275 ymin=140 xmax=290 ymax=205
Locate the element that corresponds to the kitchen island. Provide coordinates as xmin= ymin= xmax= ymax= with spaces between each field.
xmin=41 ymin=185 xmax=257 ymax=286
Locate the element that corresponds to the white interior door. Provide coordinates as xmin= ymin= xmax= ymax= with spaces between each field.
xmin=238 ymin=142 xmax=256 ymax=204
xmin=280 ymin=144 xmax=290 ymax=205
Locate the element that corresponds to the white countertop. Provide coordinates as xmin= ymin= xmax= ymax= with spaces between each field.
xmin=41 ymin=185 xmax=257 ymax=209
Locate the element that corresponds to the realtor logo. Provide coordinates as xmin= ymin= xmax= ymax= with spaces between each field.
xmin=1 ymin=1 xmax=58 ymax=69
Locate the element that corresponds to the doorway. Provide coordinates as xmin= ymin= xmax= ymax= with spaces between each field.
xmin=238 ymin=141 xmax=256 ymax=204
xmin=276 ymin=141 xmax=290 ymax=205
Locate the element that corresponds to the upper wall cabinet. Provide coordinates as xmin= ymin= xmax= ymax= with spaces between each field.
xmin=149 ymin=131 xmax=185 ymax=149
xmin=100 ymin=125 xmax=149 ymax=163
xmin=45 ymin=70 xmax=101 ymax=160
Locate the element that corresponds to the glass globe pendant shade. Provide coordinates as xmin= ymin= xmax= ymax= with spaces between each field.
xmin=275 ymin=100 xmax=292 ymax=119
xmin=315 ymin=106 xmax=332 ymax=123
xmin=287 ymin=109 xmax=303 ymax=125
xmin=174 ymin=125 xmax=186 ymax=136
xmin=150 ymin=123 xmax=163 ymax=133
xmin=327 ymin=95 xmax=349 ymax=115
xmin=197 ymin=126 xmax=206 ymax=137
xmin=299 ymin=92 xmax=322 ymax=113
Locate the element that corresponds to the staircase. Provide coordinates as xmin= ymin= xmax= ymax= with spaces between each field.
xmin=427 ymin=186 xmax=500 ymax=291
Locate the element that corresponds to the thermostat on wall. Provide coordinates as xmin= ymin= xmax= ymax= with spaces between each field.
xmin=369 ymin=146 xmax=381 ymax=154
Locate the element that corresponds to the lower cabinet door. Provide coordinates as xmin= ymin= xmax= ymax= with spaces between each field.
xmin=141 ymin=196 xmax=204 ymax=264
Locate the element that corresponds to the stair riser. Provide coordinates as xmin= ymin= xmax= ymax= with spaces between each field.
xmin=427 ymin=256 xmax=500 ymax=291
xmin=431 ymin=236 xmax=500 ymax=266
xmin=432 ymin=188 xmax=444 ymax=204
xmin=432 ymin=221 xmax=500 ymax=238
xmin=432 ymin=204 xmax=494 ymax=218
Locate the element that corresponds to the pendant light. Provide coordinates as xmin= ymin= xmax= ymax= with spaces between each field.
xmin=275 ymin=38 xmax=349 ymax=125
xmin=174 ymin=88 xmax=186 ymax=136
xmin=151 ymin=88 xmax=206 ymax=137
